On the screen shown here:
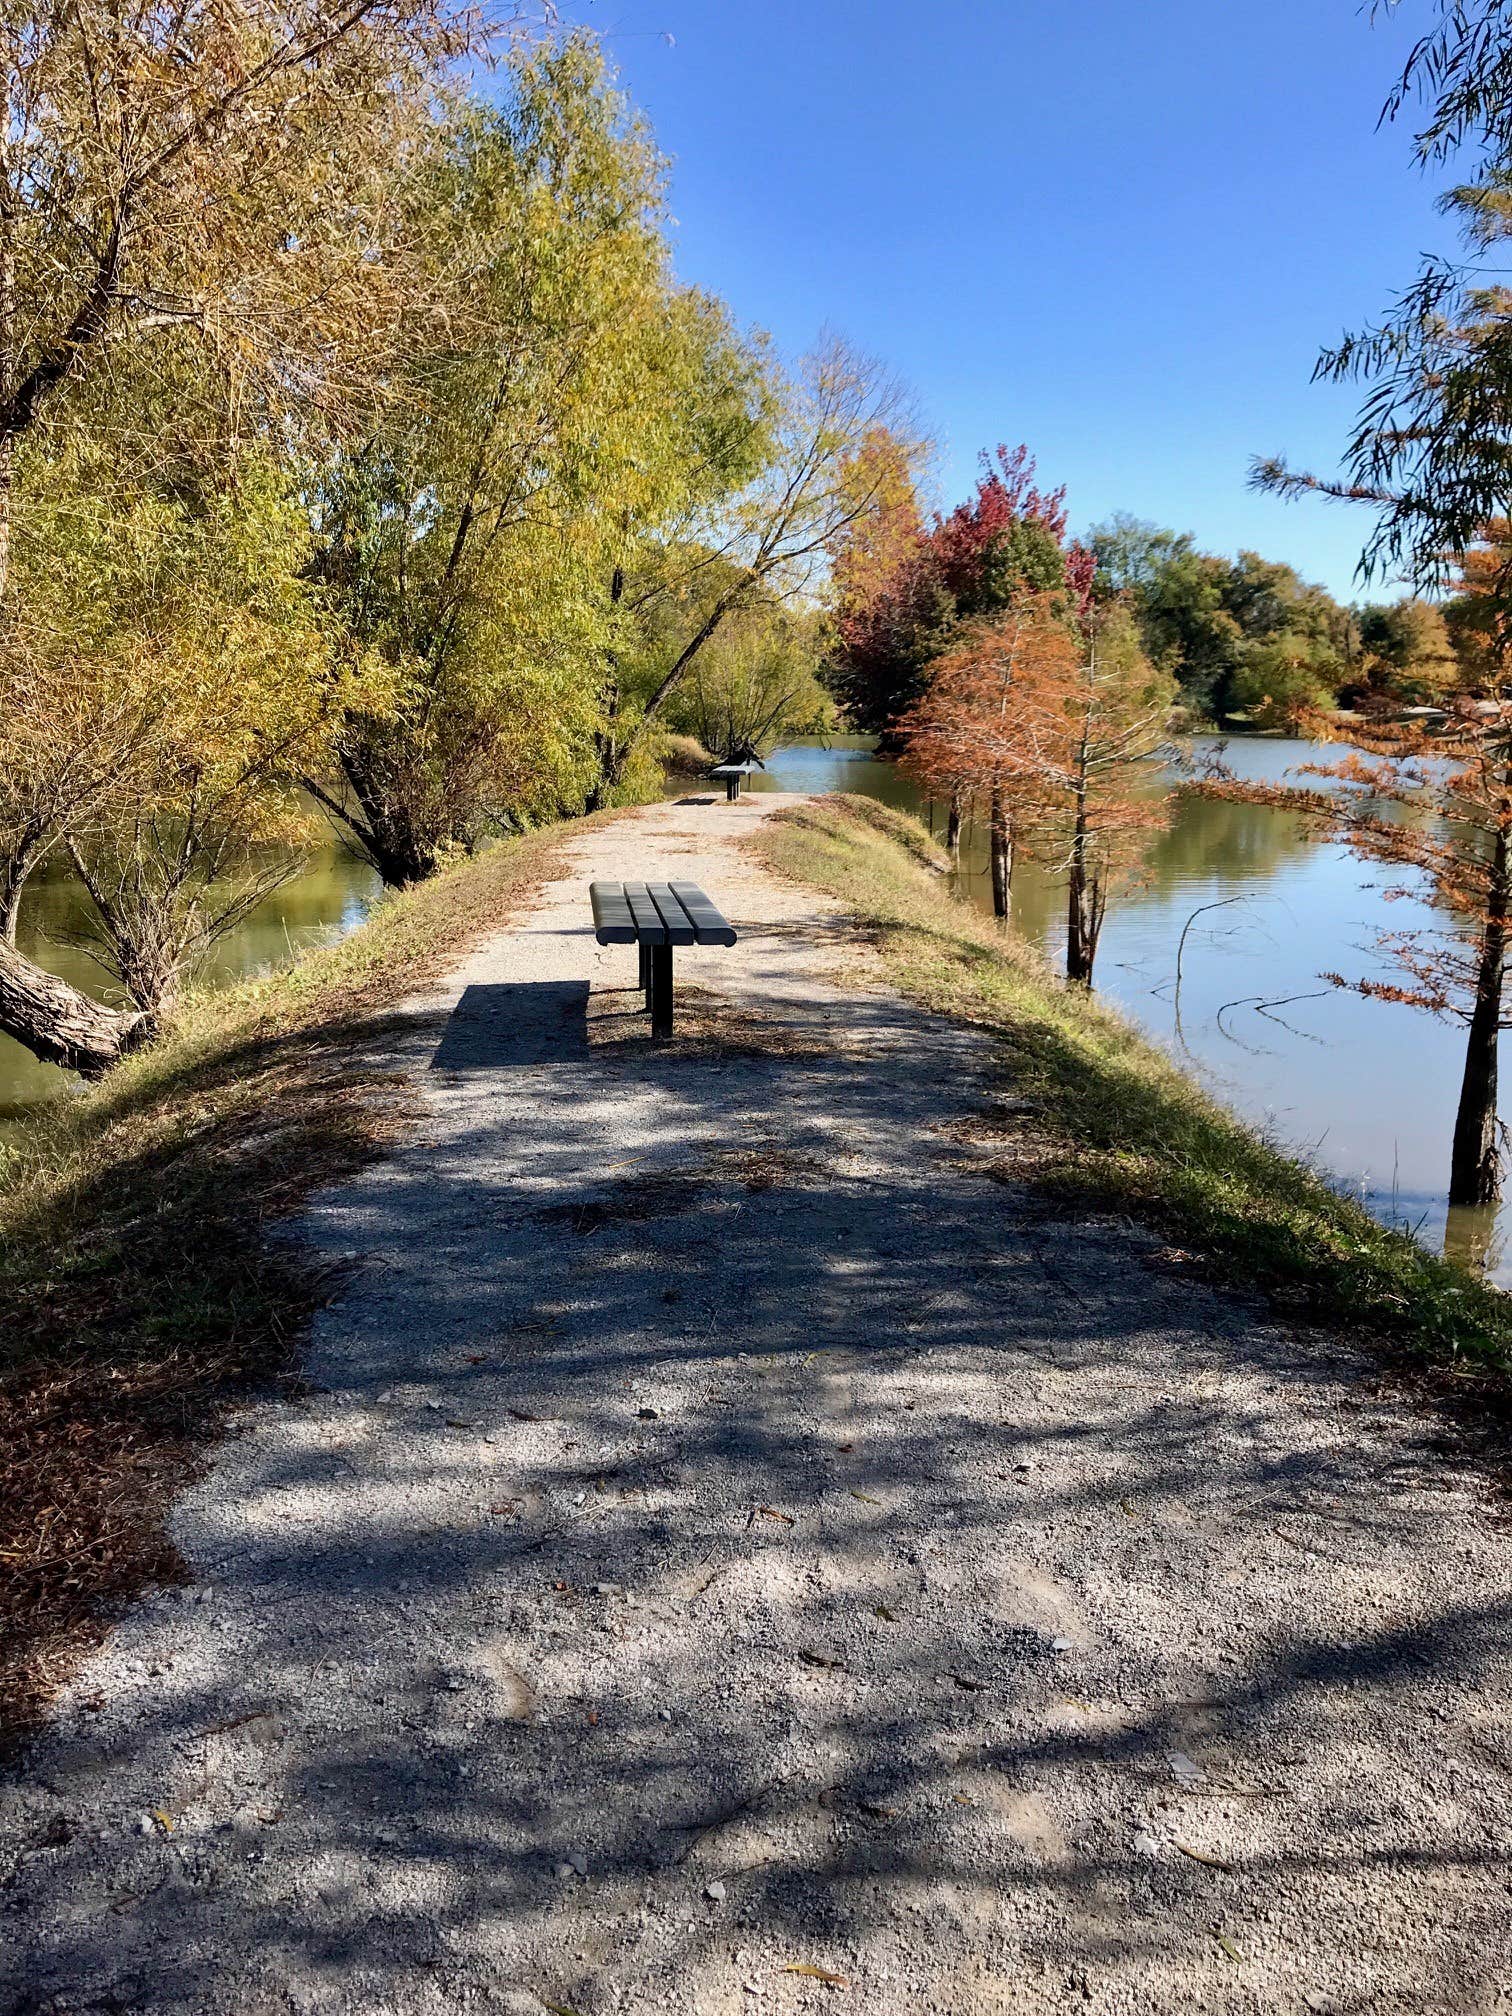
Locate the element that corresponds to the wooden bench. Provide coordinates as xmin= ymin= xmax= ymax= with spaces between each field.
xmin=590 ymin=881 xmax=738 ymax=1041
xmin=709 ymin=761 xmax=757 ymax=802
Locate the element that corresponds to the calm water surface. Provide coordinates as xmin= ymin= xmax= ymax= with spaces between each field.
xmin=753 ymin=736 xmax=1503 ymax=1282
xmin=0 ymin=847 xmax=380 ymax=1123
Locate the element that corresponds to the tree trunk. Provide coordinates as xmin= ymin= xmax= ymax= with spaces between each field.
xmin=0 ymin=935 xmax=150 ymax=1076
xmin=988 ymin=789 xmax=1011 ymax=920
xmin=585 ymin=707 xmax=623 ymax=816
xmin=1066 ymin=798 xmax=1095 ymax=985
xmin=305 ymin=748 xmax=441 ymax=889
xmin=587 ymin=589 xmax=740 ymax=810
xmin=1449 ymin=823 xmax=1509 ymax=1208
xmin=945 ymin=792 xmax=962 ymax=855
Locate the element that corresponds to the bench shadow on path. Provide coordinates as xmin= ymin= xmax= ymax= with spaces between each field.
xmin=429 ymin=981 xmax=590 ymax=1070
xmin=10 ymin=927 xmax=1512 ymax=2013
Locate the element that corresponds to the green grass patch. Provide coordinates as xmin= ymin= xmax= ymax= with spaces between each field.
xmin=0 ymin=817 xmax=605 ymax=1751
xmin=754 ymin=794 xmax=1512 ymax=1374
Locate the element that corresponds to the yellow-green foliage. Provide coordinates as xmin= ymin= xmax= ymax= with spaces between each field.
xmin=756 ymin=795 xmax=1512 ymax=1371
xmin=320 ymin=36 xmax=776 ymax=859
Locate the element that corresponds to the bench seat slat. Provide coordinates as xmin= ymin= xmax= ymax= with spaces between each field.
xmin=670 ymin=880 xmax=738 ymax=947
xmin=622 ymin=882 xmax=668 ymax=945
xmin=593 ymin=878 xmax=737 ymax=950
xmin=646 ymin=883 xmax=697 ymax=946
xmin=590 ymin=881 xmax=638 ymax=945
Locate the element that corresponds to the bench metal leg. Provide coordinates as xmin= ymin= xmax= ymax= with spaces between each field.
xmin=650 ymin=944 xmax=674 ymax=1041
xmin=725 ymin=773 xmax=739 ymax=802
xmin=638 ymin=943 xmax=651 ymax=1006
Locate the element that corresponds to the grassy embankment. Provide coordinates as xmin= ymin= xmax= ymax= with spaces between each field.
xmin=0 ymin=816 xmax=603 ymax=1750
xmin=754 ymin=794 xmax=1512 ymax=1376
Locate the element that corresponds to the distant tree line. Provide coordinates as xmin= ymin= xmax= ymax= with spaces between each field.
xmin=1084 ymin=514 xmax=1463 ymax=727
xmin=827 ymin=466 xmax=1484 ymax=745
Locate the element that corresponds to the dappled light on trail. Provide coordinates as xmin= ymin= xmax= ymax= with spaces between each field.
xmin=4 ymin=799 xmax=1512 ymax=2015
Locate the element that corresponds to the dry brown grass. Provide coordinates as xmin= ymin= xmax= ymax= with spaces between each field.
xmin=530 ymin=1143 xmax=825 ymax=1237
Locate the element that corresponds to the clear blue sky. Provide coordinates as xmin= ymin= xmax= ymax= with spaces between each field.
xmin=561 ymin=0 xmax=1457 ymax=603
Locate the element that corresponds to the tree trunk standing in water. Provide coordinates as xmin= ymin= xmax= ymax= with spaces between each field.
xmin=988 ymin=789 xmax=1011 ymax=919
xmin=1450 ymin=810 xmax=1510 ymax=1207
xmin=1065 ymin=787 xmax=1096 ymax=985
xmin=945 ymin=792 xmax=962 ymax=855
xmin=1200 ymin=707 xmax=1512 ymax=1234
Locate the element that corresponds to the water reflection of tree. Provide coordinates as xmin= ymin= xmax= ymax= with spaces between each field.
xmin=1146 ymin=794 xmax=1315 ymax=887
xmin=816 ymin=738 xmax=1325 ymax=952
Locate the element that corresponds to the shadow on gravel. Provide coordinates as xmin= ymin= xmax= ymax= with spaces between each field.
xmin=430 ymin=981 xmax=590 ymax=1070
xmin=8 ymin=965 xmax=1512 ymax=2012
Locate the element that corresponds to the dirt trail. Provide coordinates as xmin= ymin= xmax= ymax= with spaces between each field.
xmin=4 ymin=793 xmax=1512 ymax=2016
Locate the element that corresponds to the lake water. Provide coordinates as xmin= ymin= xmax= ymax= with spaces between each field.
xmin=0 ymin=847 xmax=380 ymax=1124
xmin=2 ymin=742 xmax=1502 ymax=1283
xmin=751 ymin=736 xmax=1506 ymax=1282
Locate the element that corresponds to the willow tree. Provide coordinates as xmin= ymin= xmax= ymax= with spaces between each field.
xmin=309 ymin=38 xmax=771 ymax=883
xmin=588 ymin=335 xmax=913 ymax=808
xmin=0 ymin=0 xmax=512 ymax=1070
xmin=659 ymin=603 xmax=833 ymax=765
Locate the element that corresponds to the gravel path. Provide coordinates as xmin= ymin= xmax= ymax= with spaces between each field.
xmin=5 ymin=793 xmax=1512 ymax=2016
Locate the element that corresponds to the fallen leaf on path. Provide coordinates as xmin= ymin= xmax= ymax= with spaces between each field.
xmin=799 ymin=1648 xmax=847 ymax=1671
xmin=465 ymin=1354 xmax=490 ymax=1365
xmin=873 ymin=1605 xmax=899 ymax=1622
xmin=151 ymin=1809 xmax=174 ymax=1834
xmin=1213 ymin=1932 xmax=1244 ymax=1962
xmin=1177 ymin=1841 xmax=1234 ymax=1871
xmin=848 ymin=1489 xmax=882 ymax=1505
xmin=782 ymin=1962 xmax=850 ymax=1988
xmin=753 ymin=1504 xmax=794 ymax=1524
xmin=544 ymin=2003 xmax=586 ymax=2016
xmin=857 ymin=1799 xmax=898 ymax=1820
xmin=506 ymin=1406 xmax=541 ymax=1422
xmin=947 ymin=1671 xmax=987 ymax=1692
xmin=199 ymin=1709 xmax=279 ymax=1739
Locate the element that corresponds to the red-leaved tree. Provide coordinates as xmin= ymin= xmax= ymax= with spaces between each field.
xmin=897 ymin=594 xmax=1079 ymax=917
xmin=829 ymin=443 xmax=1082 ymax=739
